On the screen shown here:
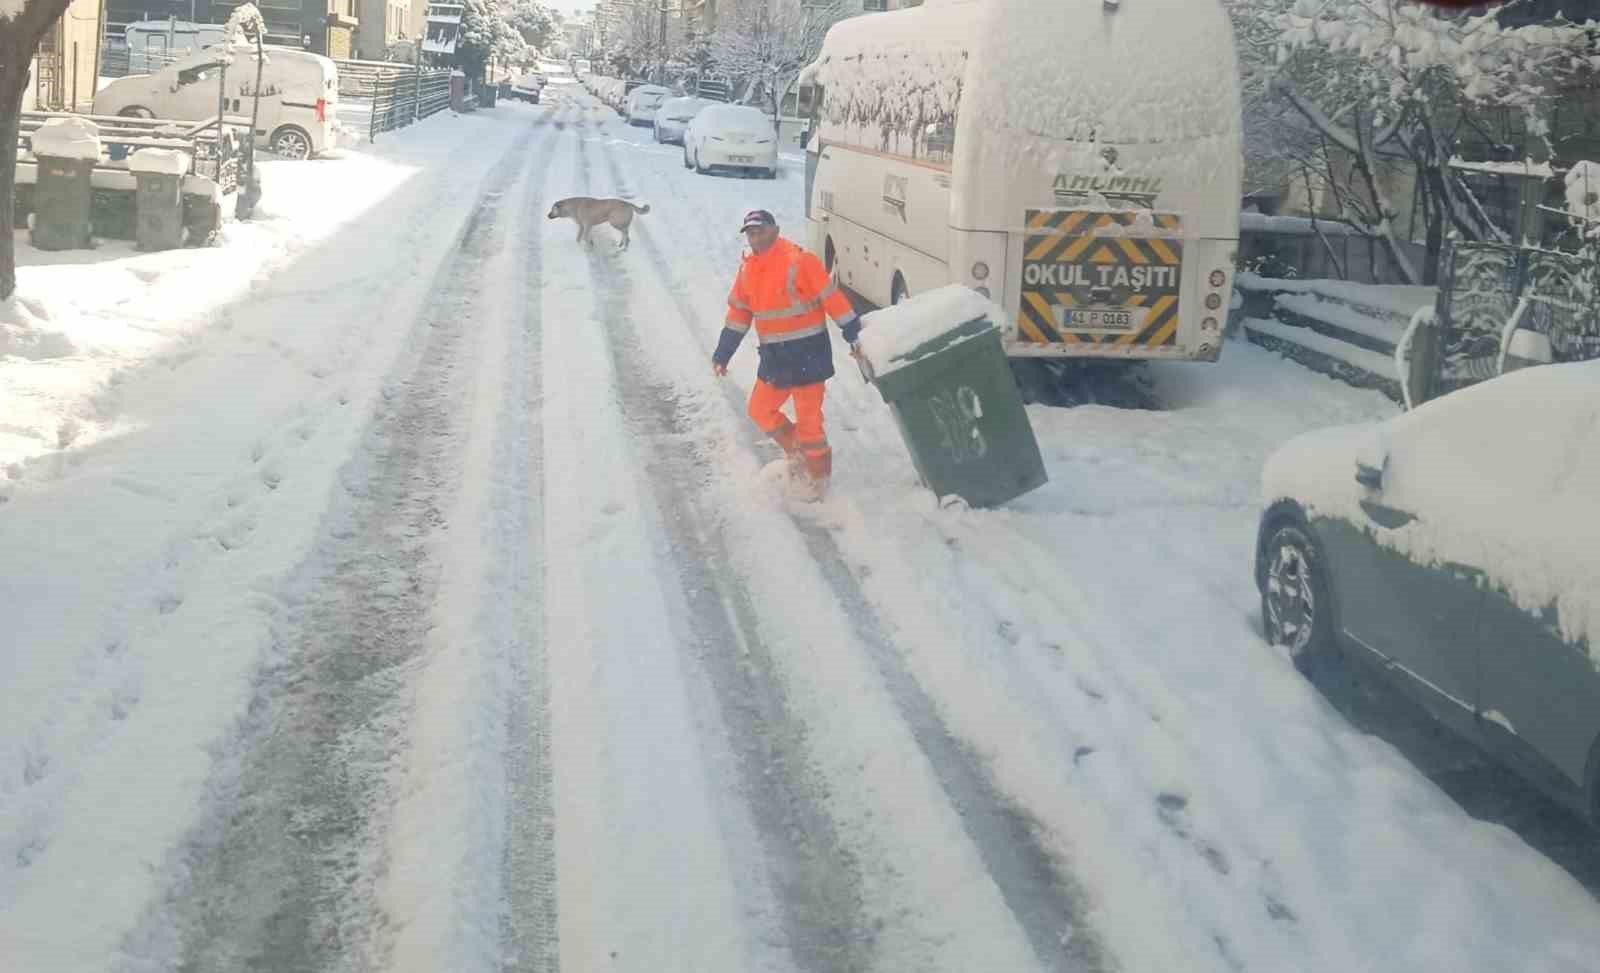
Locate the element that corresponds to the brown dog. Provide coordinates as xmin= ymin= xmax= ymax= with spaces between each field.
xmin=547 ymin=196 xmax=651 ymax=249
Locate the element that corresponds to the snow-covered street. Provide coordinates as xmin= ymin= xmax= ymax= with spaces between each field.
xmin=4 ymin=88 xmax=1599 ymax=973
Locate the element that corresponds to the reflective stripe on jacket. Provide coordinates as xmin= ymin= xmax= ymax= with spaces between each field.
xmin=714 ymin=238 xmax=860 ymax=388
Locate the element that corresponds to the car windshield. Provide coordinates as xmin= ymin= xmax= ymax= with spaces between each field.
xmin=6 ymin=2 xmax=1599 ymax=972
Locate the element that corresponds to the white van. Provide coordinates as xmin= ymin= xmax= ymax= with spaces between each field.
xmin=802 ymin=0 xmax=1242 ymax=364
xmin=93 ymin=44 xmax=340 ymax=160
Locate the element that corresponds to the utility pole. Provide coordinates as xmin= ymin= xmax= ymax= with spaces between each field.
xmin=658 ymin=0 xmax=667 ymax=84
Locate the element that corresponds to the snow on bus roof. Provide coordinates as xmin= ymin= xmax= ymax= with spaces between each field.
xmin=965 ymin=0 xmax=1237 ymax=147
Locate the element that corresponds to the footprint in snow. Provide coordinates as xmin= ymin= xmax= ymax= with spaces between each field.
xmin=1155 ymin=791 xmax=1232 ymax=876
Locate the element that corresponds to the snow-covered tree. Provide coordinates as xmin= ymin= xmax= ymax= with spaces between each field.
xmin=456 ymin=0 xmax=524 ymax=83
xmin=505 ymin=0 xmax=555 ymax=51
xmin=712 ymin=0 xmax=847 ymax=137
xmin=1227 ymin=0 xmax=1598 ymax=284
xmin=1 ymin=0 xmax=74 ymax=300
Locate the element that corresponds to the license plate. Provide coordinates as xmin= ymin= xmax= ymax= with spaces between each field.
xmin=729 ymin=155 xmax=754 ymax=163
xmin=1054 ymin=307 xmax=1149 ymax=331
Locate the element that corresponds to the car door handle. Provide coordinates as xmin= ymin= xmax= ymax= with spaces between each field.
xmin=1359 ymin=499 xmax=1415 ymax=530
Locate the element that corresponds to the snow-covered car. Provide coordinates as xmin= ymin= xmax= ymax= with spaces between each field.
xmin=624 ymin=84 xmax=670 ymax=126
xmin=93 ymin=43 xmax=338 ymax=159
xmin=1256 ymin=360 xmax=1600 ymax=825
xmin=508 ymin=74 xmax=542 ymax=103
xmin=682 ymin=104 xmax=777 ymax=179
xmin=652 ymin=96 xmax=714 ymax=144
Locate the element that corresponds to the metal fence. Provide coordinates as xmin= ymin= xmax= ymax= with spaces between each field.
xmin=370 ymin=68 xmax=453 ymax=141
xmin=1410 ymin=241 xmax=1600 ymax=403
xmin=330 ymin=58 xmax=422 ymax=98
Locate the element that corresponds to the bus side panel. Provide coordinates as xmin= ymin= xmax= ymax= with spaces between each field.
xmin=813 ymin=145 xmax=952 ymax=304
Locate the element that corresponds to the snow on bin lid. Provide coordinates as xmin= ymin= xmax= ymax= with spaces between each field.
xmin=858 ymin=285 xmax=998 ymax=378
xmin=30 ymin=117 xmax=102 ymax=162
xmin=128 ymin=148 xmax=192 ymax=176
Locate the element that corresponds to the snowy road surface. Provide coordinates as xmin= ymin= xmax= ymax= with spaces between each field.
xmin=4 ymin=90 xmax=1599 ymax=972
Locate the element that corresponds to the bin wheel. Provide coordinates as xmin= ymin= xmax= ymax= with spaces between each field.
xmin=119 ymin=106 xmax=155 ymax=119
xmin=270 ymin=126 xmax=313 ymax=160
xmin=891 ymin=273 xmax=909 ymax=306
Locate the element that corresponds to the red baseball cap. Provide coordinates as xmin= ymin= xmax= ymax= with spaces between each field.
xmin=740 ymin=209 xmax=777 ymax=233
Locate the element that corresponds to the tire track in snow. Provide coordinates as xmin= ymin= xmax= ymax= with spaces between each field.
xmin=569 ymin=117 xmax=875 ymax=973
xmin=590 ymin=119 xmax=1111 ymax=973
xmin=149 ymin=117 xmax=551 ymax=973
xmin=495 ymin=103 xmax=562 ymax=973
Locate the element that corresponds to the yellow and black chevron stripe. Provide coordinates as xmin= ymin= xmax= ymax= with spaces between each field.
xmin=1019 ymin=210 xmax=1183 ymax=348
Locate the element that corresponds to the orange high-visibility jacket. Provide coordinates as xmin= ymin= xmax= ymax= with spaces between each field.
xmin=713 ymin=237 xmax=860 ymax=388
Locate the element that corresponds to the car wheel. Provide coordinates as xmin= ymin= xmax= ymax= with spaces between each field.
xmin=1261 ymin=523 xmax=1335 ymax=676
xmin=653 ymin=124 xmax=661 ymax=142
xmin=890 ymin=273 xmax=909 ymax=306
xmin=695 ymin=150 xmax=709 ymax=175
xmin=683 ymin=144 xmax=693 ymax=169
xmin=270 ymin=125 xmax=313 ymax=160
xmin=118 ymin=106 xmax=155 ymax=119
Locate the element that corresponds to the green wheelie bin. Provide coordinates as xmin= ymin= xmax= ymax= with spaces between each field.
xmin=860 ymin=286 xmax=1048 ymax=508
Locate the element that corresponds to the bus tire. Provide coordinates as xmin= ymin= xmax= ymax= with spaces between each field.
xmin=119 ymin=106 xmax=155 ymax=119
xmin=891 ymin=273 xmax=909 ymax=306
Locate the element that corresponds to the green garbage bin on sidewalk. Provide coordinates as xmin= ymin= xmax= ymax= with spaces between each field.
xmin=130 ymin=148 xmax=192 ymax=251
xmin=29 ymin=117 xmax=102 ymax=252
xmin=859 ymin=285 xmax=1048 ymax=508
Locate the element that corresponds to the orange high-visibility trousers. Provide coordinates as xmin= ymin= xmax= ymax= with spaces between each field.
xmin=748 ymin=379 xmax=831 ymax=481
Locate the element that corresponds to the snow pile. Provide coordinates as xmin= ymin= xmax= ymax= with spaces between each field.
xmin=0 ymin=0 xmax=22 ymax=22
xmin=29 ymin=117 xmax=101 ymax=162
xmin=1 ymin=296 xmax=77 ymax=361
xmin=1264 ymin=360 xmax=1600 ymax=649
xmin=1565 ymin=160 xmax=1599 ymax=236
xmin=127 ymin=148 xmax=192 ymax=176
xmin=857 ymin=284 xmax=995 ymax=376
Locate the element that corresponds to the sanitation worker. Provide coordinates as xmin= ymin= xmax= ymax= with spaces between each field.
xmin=713 ymin=209 xmax=862 ymax=497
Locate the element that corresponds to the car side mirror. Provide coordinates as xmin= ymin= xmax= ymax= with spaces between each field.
xmin=1355 ymin=462 xmax=1383 ymax=489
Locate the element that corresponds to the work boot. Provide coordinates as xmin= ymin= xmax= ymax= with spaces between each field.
xmin=801 ymin=448 xmax=832 ymax=500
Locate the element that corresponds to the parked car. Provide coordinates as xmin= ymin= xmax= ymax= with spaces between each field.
xmin=652 ymin=96 xmax=714 ymax=144
xmin=682 ymin=104 xmax=778 ymax=178
xmin=1256 ymin=360 xmax=1600 ymax=824
xmin=624 ymin=84 xmax=670 ymax=126
xmin=508 ymin=73 xmax=542 ymax=103
xmin=93 ymin=43 xmax=338 ymax=160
